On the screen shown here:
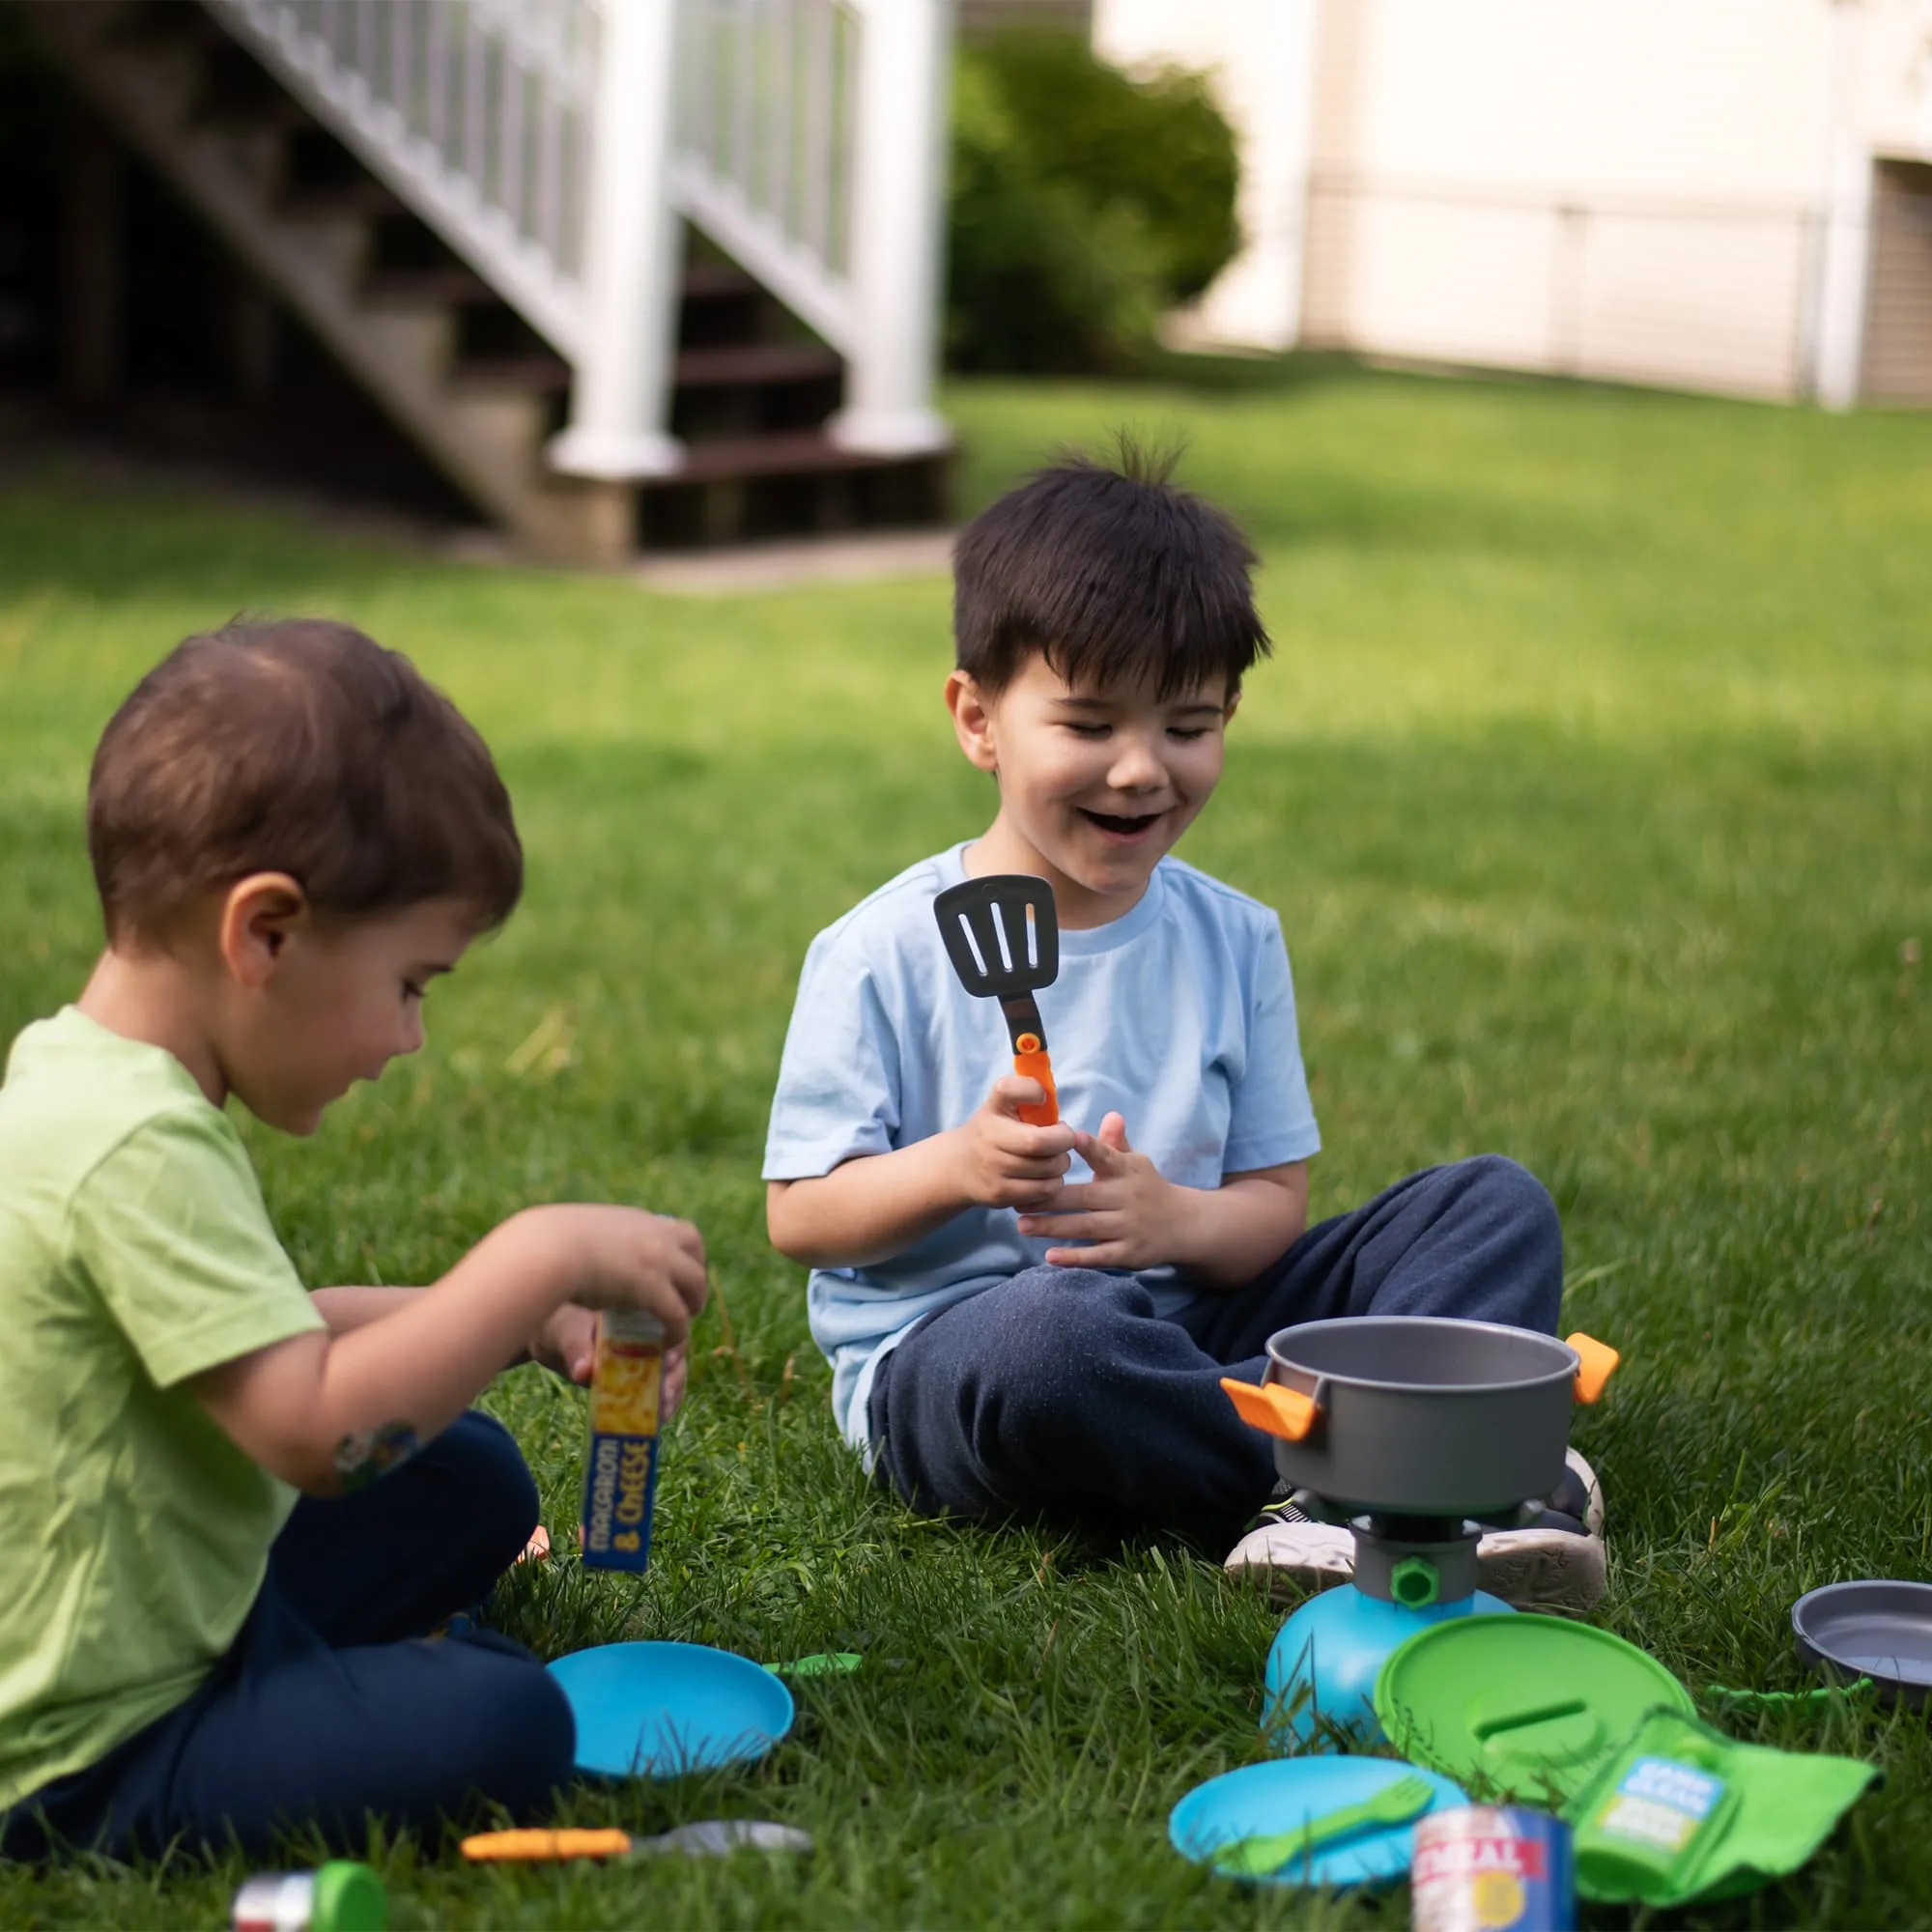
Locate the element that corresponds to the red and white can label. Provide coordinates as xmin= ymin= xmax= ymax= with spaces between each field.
xmin=1411 ymin=1806 xmax=1575 ymax=1932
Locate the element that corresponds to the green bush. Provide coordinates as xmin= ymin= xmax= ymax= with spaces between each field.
xmin=946 ymin=32 xmax=1241 ymax=374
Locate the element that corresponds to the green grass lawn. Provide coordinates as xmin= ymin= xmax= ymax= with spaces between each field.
xmin=1 ymin=365 xmax=1928 ymax=1928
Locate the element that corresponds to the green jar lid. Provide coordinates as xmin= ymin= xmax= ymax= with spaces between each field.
xmin=1375 ymin=1613 xmax=1693 ymax=1807
xmin=310 ymin=1861 xmax=386 ymax=1932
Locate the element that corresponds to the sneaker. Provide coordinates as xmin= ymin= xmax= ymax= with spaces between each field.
xmin=1474 ymin=1447 xmax=1606 ymax=1612
xmin=1224 ymin=1449 xmax=1606 ymax=1612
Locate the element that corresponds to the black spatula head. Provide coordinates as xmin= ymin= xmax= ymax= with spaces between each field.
xmin=933 ymin=874 xmax=1060 ymax=1000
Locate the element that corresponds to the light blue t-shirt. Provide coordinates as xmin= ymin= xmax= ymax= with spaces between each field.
xmin=763 ymin=843 xmax=1321 ymax=1451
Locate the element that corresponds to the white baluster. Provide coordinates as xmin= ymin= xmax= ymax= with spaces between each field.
xmin=549 ymin=0 xmax=684 ymax=476
xmin=827 ymin=0 xmax=950 ymax=457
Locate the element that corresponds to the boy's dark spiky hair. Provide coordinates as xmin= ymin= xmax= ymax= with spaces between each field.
xmin=952 ymin=431 xmax=1270 ymax=699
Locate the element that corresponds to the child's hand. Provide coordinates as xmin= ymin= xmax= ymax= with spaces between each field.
xmin=526 ymin=1302 xmax=599 ymax=1382
xmin=524 ymin=1205 xmax=709 ymax=1343
xmin=956 ymin=1075 xmax=1076 ymax=1211
xmin=1017 ymin=1113 xmax=1179 ymax=1270
xmin=526 ymin=1306 xmax=691 ymax=1417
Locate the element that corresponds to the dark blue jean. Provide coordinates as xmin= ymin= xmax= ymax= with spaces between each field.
xmin=867 ymin=1155 xmax=1565 ymax=1549
xmin=0 ymin=1411 xmax=575 ymax=1862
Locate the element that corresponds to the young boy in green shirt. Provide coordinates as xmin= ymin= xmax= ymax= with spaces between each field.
xmin=0 ymin=618 xmax=707 ymax=1859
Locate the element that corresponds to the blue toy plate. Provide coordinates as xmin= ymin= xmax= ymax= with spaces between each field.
xmin=549 ymin=1641 xmax=795 ymax=1779
xmin=1169 ymin=1756 xmax=1468 ymax=1889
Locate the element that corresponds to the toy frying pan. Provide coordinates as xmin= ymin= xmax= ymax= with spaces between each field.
xmin=932 ymin=874 xmax=1061 ymax=1126
xmin=1793 ymin=1579 xmax=1932 ymax=1708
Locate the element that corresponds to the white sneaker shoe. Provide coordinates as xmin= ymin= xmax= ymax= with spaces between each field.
xmin=1224 ymin=1448 xmax=1607 ymax=1612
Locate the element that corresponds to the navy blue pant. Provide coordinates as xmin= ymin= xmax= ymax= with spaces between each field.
xmin=0 ymin=1412 xmax=575 ymax=1862
xmin=868 ymin=1156 xmax=1565 ymax=1550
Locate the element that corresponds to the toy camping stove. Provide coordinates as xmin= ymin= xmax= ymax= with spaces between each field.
xmin=1223 ymin=1317 xmax=1619 ymax=1750
xmin=1259 ymin=1500 xmax=1517 ymax=1747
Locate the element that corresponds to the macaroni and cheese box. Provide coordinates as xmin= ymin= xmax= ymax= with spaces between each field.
xmin=580 ymin=1309 xmax=665 ymax=1573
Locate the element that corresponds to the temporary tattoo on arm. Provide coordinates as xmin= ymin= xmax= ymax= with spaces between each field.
xmin=333 ymin=1420 xmax=422 ymax=1492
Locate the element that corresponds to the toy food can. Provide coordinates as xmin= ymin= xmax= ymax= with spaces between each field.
xmin=231 ymin=1861 xmax=385 ymax=1932
xmin=580 ymin=1307 xmax=666 ymax=1573
xmin=1411 ymin=1806 xmax=1575 ymax=1932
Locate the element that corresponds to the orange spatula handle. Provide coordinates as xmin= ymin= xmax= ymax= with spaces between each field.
xmin=461 ymin=1828 xmax=632 ymax=1862
xmin=1012 ymin=1035 xmax=1059 ymax=1127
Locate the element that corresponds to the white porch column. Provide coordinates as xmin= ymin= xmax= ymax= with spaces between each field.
xmin=827 ymin=0 xmax=952 ymax=457
xmin=549 ymin=0 xmax=684 ymax=478
xmin=1812 ymin=139 xmax=1874 ymax=412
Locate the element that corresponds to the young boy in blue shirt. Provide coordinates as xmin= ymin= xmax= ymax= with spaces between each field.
xmin=0 ymin=618 xmax=708 ymax=1860
xmin=765 ymin=449 xmax=1604 ymax=1607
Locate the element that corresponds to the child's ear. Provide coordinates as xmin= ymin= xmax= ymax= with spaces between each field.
xmin=944 ymin=670 xmax=1001 ymax=775
xmin=1223 ymin=687 xmax=1242 ymax=724
xmin=217 ymin=872 xmax=311 ymax=990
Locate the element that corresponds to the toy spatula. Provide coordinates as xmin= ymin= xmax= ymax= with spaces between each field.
xmin=932 ymin=873 xmax=1061 ymax=1125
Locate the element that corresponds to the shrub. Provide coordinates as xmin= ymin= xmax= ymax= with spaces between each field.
xmin=946 ymin=32 xmax=1241 ymax=374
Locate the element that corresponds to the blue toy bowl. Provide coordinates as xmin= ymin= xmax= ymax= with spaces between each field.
xmin=549 ymin=1640 xmax=795 ymax=1778
xmin=1170 ymin=1756 xmax=1468 ymax=1889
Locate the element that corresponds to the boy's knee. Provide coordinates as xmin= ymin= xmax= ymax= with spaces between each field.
xmin=1457 ymin=1154 xmax=1561 ymax=1242
xmin=1453 ymin=1152 xmax=1563 ymax=1321
xmin=437 ymin=1411 xmax=541 ymax=1567
xmin=967 ymin=1266 xmax=1151 ymax=1421
xmin=414 ymin=1638 xmax=576 ymax=1819
xmin=474 ymin=1653 xmax=576 ymax=1809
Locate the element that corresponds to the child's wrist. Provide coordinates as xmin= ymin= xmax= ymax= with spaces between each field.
xmin=1159 ymin=1179 xmax=1211 ymax=1270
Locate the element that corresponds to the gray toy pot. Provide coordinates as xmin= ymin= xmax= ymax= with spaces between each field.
xmin=1222 ymin=1317 xmax=1619 ymax=1520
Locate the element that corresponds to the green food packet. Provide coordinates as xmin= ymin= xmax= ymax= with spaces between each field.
xmin=1565 ymin=1710 xmax=1877 ymax=1908
xmin=1575 ymin=1747 xmax=1733 ymax=1900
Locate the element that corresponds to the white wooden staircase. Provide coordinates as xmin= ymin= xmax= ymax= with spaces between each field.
xmin=19 ymin=0 xmax=952 ymax=563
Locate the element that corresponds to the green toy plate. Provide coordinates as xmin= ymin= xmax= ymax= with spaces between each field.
xmin=1375 ymin=1613 xmax=1694 ymax=1807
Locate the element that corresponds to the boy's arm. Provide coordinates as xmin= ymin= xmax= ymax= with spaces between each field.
xmin=309 ymin=1286 xmax=416 ymax=1330
xmin=1017 ymin=1114 xmax=1309 ymax=1289
xmin=311 ymin=1284 xmax=601 ymax=1382
xmin=768 ymin=1074 xmax=1075 ymax=1268
xmin=192 ymin=1206 xmax=705 ymax=1495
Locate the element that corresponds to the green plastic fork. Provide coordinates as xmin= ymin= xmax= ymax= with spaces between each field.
xmin=1210 ymin=1773 xmax=1435 ymax=1879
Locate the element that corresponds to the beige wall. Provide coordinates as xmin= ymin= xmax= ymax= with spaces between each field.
xmin=1094 ymin=0 xmax=1320 ymax=351
xmin=1099 ymin=0 xmax=1932 ymax=401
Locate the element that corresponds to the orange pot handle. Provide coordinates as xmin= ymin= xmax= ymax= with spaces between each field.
xmin=1012 ymin=1034 xmax=1059 ymax=1127
xmin=461 ymin=1828 xmax=633 ymax=1863
xmin=1221 ymin=1377 xmax=1320 ymax=1441
xmin=1567 ymin=1332 xmax=1620 ymax=1405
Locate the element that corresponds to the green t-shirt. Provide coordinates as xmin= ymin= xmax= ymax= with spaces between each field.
xmin=0 ymin=1007 xmax=326 ymax=1810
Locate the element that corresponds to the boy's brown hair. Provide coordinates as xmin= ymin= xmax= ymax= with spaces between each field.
xmin=953 ymin=437 xmax=1270 ymax=700
xmin=89 ymin=617 xmax=523 ymax=945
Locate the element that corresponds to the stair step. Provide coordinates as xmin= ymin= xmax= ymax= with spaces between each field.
xmin=449 ymin=355 xmax=572 ymax=396
xmin=103 ymin=0 xmax=226 ymax=52
xmin=281 ymin=178 xmax=404 ymax=222
xmin=363 ymin=266 xmax=499 ymax=308
xmin=681 ymin=262 xmax=761 ymax=301
xmin=664 ymin=432 xmax=924 ymax=485
xmin=675 ymin=343 xmax=841 ymax=388
xmin=448 ymin=341 xmax=842 ymax=401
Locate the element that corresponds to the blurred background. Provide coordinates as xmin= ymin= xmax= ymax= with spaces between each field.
xmin=4 ymin=0 xmax=1929 ymax=562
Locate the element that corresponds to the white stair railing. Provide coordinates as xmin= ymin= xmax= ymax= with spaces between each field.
xmin=197 ymin=0 xmax=952 ymax=476
xmin=205 ymin=0 xmax=600 ymax=360
xmin=673 ymin=0 xmax=859 ymax=350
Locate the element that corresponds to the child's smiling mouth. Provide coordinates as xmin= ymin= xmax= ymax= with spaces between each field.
xmin=1077 ymin=807 xmax=1165 ymax=840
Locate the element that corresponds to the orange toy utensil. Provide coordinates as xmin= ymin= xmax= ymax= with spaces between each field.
xmin=932 ymin=874 xmax=1062 ymax=1126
